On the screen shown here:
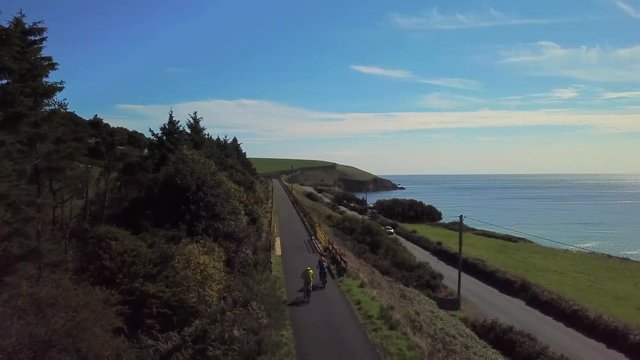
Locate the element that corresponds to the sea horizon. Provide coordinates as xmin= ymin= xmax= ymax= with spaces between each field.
xmin=376 ymin=172 xmax=640 ymax=177
xmin=358 ymin=173 xmax=640 ymax=261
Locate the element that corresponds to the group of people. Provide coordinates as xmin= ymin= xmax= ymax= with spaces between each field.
xmin=301 ymin=255 xmax=330 ymax=293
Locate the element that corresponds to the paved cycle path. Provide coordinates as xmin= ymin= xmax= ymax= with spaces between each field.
xmin=273 ymin=180 xmax=380 ymax=360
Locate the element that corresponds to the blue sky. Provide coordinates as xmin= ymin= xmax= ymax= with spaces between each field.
xmin=3 ymin=0 xmax=640 ymax=174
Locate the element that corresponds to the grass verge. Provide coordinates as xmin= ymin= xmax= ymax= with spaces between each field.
xmin=404 ymin=223 xmax=640 ymax=327
xmin=339 ymin=276 xmax=421 ymax=360
xmin=263 ymin=181 xmax=294 ymax=359
xmin=264 ymin=255 xmax=294 ymax=360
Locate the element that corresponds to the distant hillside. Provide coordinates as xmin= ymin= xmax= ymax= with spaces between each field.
xmin=249 ymin=157 xmax=402 ymax=192
xmin=250 ymin=158 xmax=333 ymax=174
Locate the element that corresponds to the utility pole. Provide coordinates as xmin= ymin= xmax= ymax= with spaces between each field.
xmin=290 ymin=165 xmax=293 ymax=192
xmin=361 ymin=183 xmax=366 ymax=222
xmin=457 ymin=214 xmax=464 ymax=309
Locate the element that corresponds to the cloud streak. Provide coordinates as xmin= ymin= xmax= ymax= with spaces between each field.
xmin=502 ymin=86 xmax=582 ymax=104
xmin=419 ymin=92 xmax=483 ymax=109
xmin=498 ymin=41 xmax=640 ymax=82
xmin=351 ymin=64 xmax=481 ymax=90
xmin=611 ymin=0 xmax=640 ymax=18
xmin=390 ymin=8 xmax=577 ymax=30
xmin=601 ymin=91 xmax=640 ymax=99
xmin=349 ymin=65 xmax=412 ymax=78
xmin=108 ymin=99 xmax=640 ymax=142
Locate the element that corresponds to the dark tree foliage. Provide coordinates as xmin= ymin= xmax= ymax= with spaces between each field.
xmin=185 ymin=111 xmax=207 ymax=151
xmin=332 ymin=191 xmax=366 ymax=207
xmin=0 ymin=11 xmax=281 ymax=360
xmin=0 ymin=11 xmax=64 ymax=130
xmin=374 ymin=198 xmax=442 ymax=223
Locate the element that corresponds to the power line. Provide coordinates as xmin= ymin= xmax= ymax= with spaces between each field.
xmin=463 ymin=215 xmax=604 ymax=255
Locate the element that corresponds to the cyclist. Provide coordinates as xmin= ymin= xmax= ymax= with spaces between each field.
xmin=317 ymin=256 xmax=329 ymax=286
xmin=301 ymin=266 xmax=314 ymax=296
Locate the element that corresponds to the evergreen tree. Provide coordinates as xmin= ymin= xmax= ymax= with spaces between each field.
xmin=148 ymin=110 xmax=186 ymax=169
xmin=0 ymin=11 xmax=64 ymax=130
xmin=185 ymin=111 xmax=207 ymax=151
xmin=150 ymin=110 xmax=185 ymax=152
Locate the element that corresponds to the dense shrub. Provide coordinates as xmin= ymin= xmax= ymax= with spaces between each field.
xmin=469 ymin=319 xmax=569 ymax=360
xmin=305 ymin=191 xmax=322 ymax=202
xmin=329 ymin=190 xmax=367 ymax=215
xmin=332 ymin=191 xmax=366 ymax=207
xmin=332 ymin=216 xmax=443 ymax=295
xmin=171 ymin=241 xmax=226 ymax=311
xmin=374 ymin=198 xmax=442 ymax=223
xmin=0 ymin=268 xmax=131 ymax=360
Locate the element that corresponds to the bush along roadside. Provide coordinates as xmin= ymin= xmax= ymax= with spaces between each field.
xmin=330 ymin=215 xmax=444 ymax=298
xmin=467 ymin=318 xmax=570 ymax=360
xmin=378 ymin=219 xmax=640 ymax=360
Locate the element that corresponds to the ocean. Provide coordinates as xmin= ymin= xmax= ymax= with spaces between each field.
xmin=358 ymin=174 xmax=640 ymax=261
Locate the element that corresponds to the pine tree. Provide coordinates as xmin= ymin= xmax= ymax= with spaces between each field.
xmin=150 ymin=109 xmax=185 ymax=152
xmin=186 ymin=111 xmax=207 ymax=151
xmin=0 ymin=11 xmax=64 ymax=130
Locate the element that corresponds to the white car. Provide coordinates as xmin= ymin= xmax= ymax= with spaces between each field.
xmin=384 ymin=226 xmax=394 ymax=235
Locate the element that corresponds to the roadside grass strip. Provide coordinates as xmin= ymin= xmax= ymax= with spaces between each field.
xmin=266 ymin=256 xmax=295 ymax=360
xmin=404 ymin=223 xmax=640 ymax=327
xmin=265 ymin=182 xmax=293 ymax=359
xmin=339 ymin=277 xmax=421 ymax=360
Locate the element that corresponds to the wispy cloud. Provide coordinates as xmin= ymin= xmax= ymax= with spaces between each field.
xmin=390 ymin=8 xmax=576 ymax=30
xmin=349 ymin=65 xmax=412 ymax=78
xmin=611 ymin=0 xmax=640 ymax=18
xmin=419 ymin=92 xmax=484 ymax=109
xmin=601 ymin=91 xmax=640 ymax=99
xmin=351 ymin=64 xmax=481 ymax=90
xmin=498 ymin=41 xmax=640 ymax=82
xmin=418 ymin=78 xmax=481 ymax=90
xmin=503 ymin=86 xmax=582 ymax=103
xmin=107 ymin=99 xmax=640 ymax=142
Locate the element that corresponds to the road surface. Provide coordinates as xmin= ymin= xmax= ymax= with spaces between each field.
xmin=396 ymin=236 xmax=629 ymax=360
xmin=273 ymin=181 xmax=380 ymax=360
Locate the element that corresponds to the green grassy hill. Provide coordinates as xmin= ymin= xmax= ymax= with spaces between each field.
xmin=249 ymin=157 xmax=396 ymax=192
xmin=250 ymin=157 xmax=333 ymax=174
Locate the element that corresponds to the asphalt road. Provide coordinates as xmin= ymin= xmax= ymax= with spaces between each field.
xmin=396 ymin=236 xmax=629 ymax=360
xmin=273 ymin=181 xmax=380 ymax=360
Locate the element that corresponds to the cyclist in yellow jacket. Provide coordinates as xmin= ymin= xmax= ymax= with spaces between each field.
xmin=301 ymin=266 xmax=314 ymax=293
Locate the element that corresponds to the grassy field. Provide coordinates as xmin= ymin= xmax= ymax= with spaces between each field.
xmin=335 ymin=164 xmax=377 ymax=181
xmin=404 ymin=223 xmax=640 ymax=327
xmin=250 ymin=158 xmax=332 ymax=174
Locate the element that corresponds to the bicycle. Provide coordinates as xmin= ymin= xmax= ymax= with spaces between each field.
xmin=319 ymin=270 xmax=327 ymax=288
xmin=303 ymin=283 xmax=312 ymax=303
